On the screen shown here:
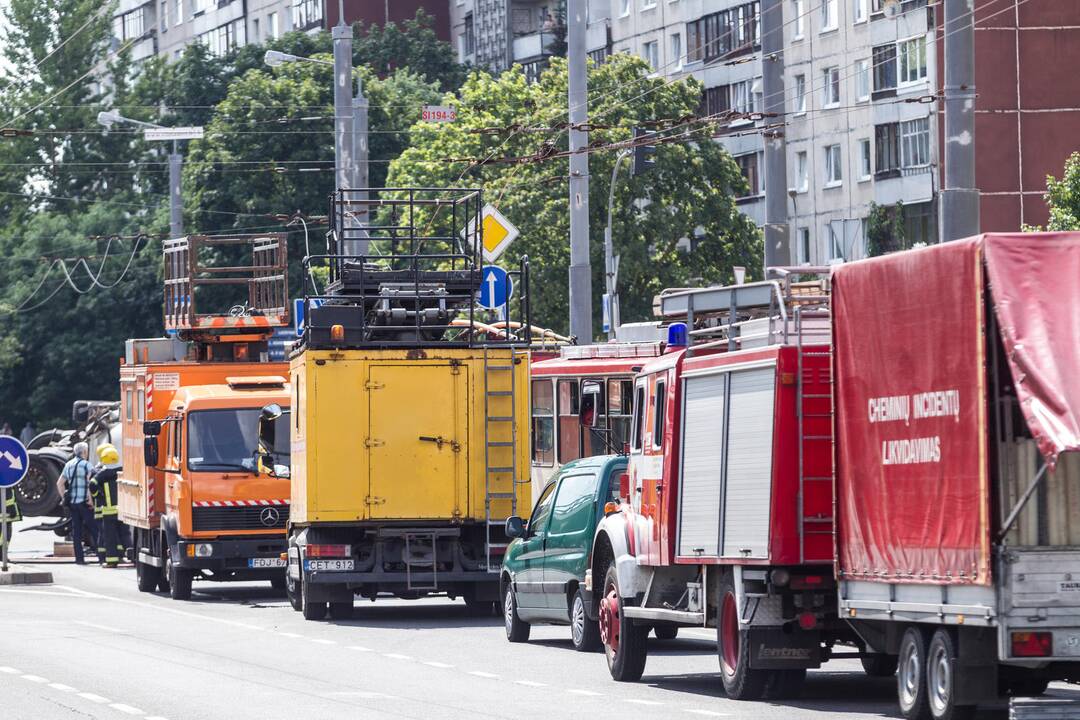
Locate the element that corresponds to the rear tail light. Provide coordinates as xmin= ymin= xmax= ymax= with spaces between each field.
xmin=1011 ymin=631 xmax=1052 ymax=657
xmin=797 ymin=612 xmax=817 ymax=630
xmin=790 ymin=575 xmax=825 ymax=590
xmin=306 ymin=544 xmax=351 ymax=558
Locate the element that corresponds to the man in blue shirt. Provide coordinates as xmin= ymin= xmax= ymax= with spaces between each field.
xmin=57 ymin=442 xmax=99 ymax=565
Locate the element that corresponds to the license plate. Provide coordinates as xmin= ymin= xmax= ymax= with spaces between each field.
xmin=305 ymin=559 xmax=355 ymax=572
xmin=248 ymin=558 xmax=286 ymax=569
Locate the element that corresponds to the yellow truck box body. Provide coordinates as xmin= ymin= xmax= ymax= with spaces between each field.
xmin=290 ymin=348 xmax=530 ymax=526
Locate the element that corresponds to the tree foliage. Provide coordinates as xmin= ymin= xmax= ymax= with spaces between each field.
xmin=387 ymin=55 xmax=761 ymax=337
xmin=865 ymin=201 xmax=906 ymax=257
xmin=1028 ymin=151 xmax=1080 ymax=232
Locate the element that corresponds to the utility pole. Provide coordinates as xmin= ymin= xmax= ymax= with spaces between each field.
xmin=567 ymin=0 xmax=592 ymax=343
xmin=332 ymin=2 xmax=359 ymax=254
xmin=940 ymin=0 xmax=979 ymax=242
xmin=352 ymin=71 xmax=370 ymax=254
xmin=760 ymin=0 xmax=791 ymax=268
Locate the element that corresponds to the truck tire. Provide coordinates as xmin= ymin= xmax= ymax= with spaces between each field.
xmin=135 ymin=533 xmax=160 ymax=593
xmin=166 ymin=550 xmax=193 ymax=601
xmin=286 ymin=571 xmax=302 ymax=612
xmin=898 ymin=626 xmax=932 ymax=720
xmin=653 ymin=625 xmax=679 ymax=641
xmin=862 ymin=653 xmax=900 ymax=677
xmin=570 ymin=588 xmax=601 ymax=652
xmin=600 ymin=563 xmax=648 ymax=682
xmin=766 ymin=669 xmax=807 ymax=700
xmin=717 ymin=572 xmax=768 ymax=700
xmin=302 ymin=580 xmax=328 ymax=621
xmin=503 ymin=581 xmax=530 ymax=643
xmin=17 ymin=456 xmax=63 ymax=517
xmin=926 ymin=629 xmax=976 ymax=720
xmin=329 ymin=601 xmax=353 ymax=620
xmin=270 ymin=576 xmax=286 ymax=591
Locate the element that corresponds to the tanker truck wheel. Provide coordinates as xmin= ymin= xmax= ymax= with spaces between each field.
xmin=717 ymin=572 xmax=768 ymax=700
xmin=16 ymin=457 xmax=63 ymax=517
xmin=599 ymin=563 xmax=648 ymax=682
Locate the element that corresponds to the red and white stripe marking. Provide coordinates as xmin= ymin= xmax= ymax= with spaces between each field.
xmin=191 ymin=499 xmax=290 ymax=508
xmin=144 ymin=375 xmax=153 ymax=415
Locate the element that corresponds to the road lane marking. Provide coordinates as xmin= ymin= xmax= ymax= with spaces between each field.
xmin=514 ymin=680 xmax=547 ymax=687
xmin=21 ymin=674 xmax=48 ymax=683
xmin=78 ymin=693 xmax=111 ymax=703
xmin=567 ymin=689 xmax=603 ymax=696
xmin=467 ymin=671 xmax=499 ymax=679
xmin=75 ymin=620 xmax=123 ymax=633
xmin=48 ymin=683 xmax=77 ymax=692
xmin=278 ymin=632 xmax=304 ymax=638
xmin=684 ymin=710 xmax=730 ymax=717
xmin=145 ymin=716 xmax=170 ymax=720
xmin=310 ymin=638 xmax=336 ymax=645
xmin=347 ymin=645 xmax=373 ymax=652
xmin=0 ymin=666 xmax=19 ymax=674
xmin=422 ymin=661 xmax=455 ymax=669
xmin=329 ymin=691 xmax=394 ymax=699
xmin=383 ymin=653 xmax=413 ymax=661
xmin=110 ymin=703 xmax=145 ymax=715
xmin=625 ymin=698 xmax=663 ymax=706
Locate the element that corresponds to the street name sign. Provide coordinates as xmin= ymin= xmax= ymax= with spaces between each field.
xmin=0 ymin=435 xmax=28 ymax=488
xmin=144 ymin=127 xmax=205 ymax=142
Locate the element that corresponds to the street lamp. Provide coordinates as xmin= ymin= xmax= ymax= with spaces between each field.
xmin=97 ymin=110 xmax=201 ymax=239
xmin=603 ymin=148 xmax=632 ymax=340
xmin=262 ymin=50 xmax=332 ymax=68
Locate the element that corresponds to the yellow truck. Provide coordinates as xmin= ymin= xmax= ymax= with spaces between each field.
xmin=275 ymin=188 xmax=532 ymax=620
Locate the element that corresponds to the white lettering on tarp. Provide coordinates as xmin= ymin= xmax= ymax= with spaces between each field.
xmin=882 ymin=436 xmax=942 ymax=465
xmin=912 ymin=390 xmax=961 ymax=421
xmin=868 ymin=395 xmax=910 ymax=424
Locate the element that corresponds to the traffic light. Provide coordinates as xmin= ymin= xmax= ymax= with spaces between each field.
xmin=632 ymin=127 xmax=656 ymax=176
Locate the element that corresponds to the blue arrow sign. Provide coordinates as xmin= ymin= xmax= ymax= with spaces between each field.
xmin=0 ymin=435 xmax=28 ymax=488
xmin=294 ymin=298 xmax=325 ymax=337
xmin=478 ymin=266 xmax=513 ymax=310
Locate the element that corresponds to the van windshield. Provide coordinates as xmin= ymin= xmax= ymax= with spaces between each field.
xmin=187 ymin=408 xmax=290 ymax=472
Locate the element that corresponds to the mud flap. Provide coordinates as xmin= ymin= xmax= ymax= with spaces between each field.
xmin=747 ymin=627 xmax=822 ymax=670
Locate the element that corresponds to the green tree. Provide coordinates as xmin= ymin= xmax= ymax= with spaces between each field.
xmin=387 ymin=55 xmax=761 ymax=337
xmin=865 ymin=201 xmax=906 ymax=257
xmin=1029 ymin=151 xmax=1080 ymax=231
xmin=352 ymin=10 xmax=467 ymax=91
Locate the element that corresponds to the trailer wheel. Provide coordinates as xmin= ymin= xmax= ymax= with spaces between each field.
xmin=570 ymin=588 xmax=601 ymax=652
xmin=898 ymin=627 xmax=932 ymax=720
xmin=653 ymin=625 xmax=679 ymax=641
xmin=302 ymin=579 xmax=328 ymax=621
xmin=503 ymin=581 xmax=530 ymax=643
xmin=926 ymin=629 xmax=975 ymax=720
xmin=717 ymin=573 xmax=768 ymax=700
xmin=862 ymin=653 xmax=899 ymax=677
xmin=600 ymin=563 xmax=648 ymax=682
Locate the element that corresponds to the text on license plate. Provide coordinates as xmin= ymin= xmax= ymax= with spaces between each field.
xmin=248 ymin=558 xmax=286 ymax=568
xmin=305 ymin=559 xmax=355 ymax=572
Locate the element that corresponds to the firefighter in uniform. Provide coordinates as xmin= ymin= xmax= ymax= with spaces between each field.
xmin=89 ymin=444 xmax=127 ymax=567
xmin=1 ymin=491 xmax=20 ymax=553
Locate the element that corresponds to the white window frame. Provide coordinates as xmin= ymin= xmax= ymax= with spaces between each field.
xmin=854 ymin=0 xmax=868 ymax=23
xmin=619 ymin=0 xmax=631 ymax=17
xmin=796 ymin=150 xmax=808 ymax=192
xmin=643 ymin=40 xmax=659 ymax=70
xmin=174 ymin=0 xmax=183 ymax=26
xmin=824 ymin=144 xmax=842 ymax=187
xmin=822 ymin=66 xmax=840 ymax=108
xmin=859 ymin=138 xmax=872 ymax=181
xmin=794 ymin=73 xmax=807 ymax=114
xmin=793 ymin=0 xmax=805 ymax=40
xmin=900 ymin=117 xmax=930 ymax=168
xmin=641 ymin=0 xmax=658 ymax=9
xmin=670 ymin=32 xmax=682 ymax=70
xmin=268 ymin=12 xmax=279 ymax=39
xmin=898 ymin=35 xmax=928 ymax=87
xmin=828 ymin=223 xmax=844 ymax=261
xmin=798 ymin=227 xmax=811 ymax=264
xmin=855 ymin=59 xmax=870 ymax=102
xmin=821 ymin=0 xmax=838 ymax=32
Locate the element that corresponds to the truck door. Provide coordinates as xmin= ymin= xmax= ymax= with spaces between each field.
xmin=367 ymin=364 xmax=467 ymax=520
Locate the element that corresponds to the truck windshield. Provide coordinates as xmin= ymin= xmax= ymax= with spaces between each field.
xmin=187 ymin=409 xmax=290 ymax=472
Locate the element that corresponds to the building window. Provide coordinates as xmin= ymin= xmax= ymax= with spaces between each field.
xmin=903 ymin=202 xmax=936 ymax=245
xmin=735 ymin=153 xmax=761 ymax=197
xmin=620 ymin=0 xmax=631 ymax=17
xmin=252 ymin=18 xmax=260 ymax=42
xmin=854 ymin=0 xmax=868 ymax=22
xmin=828 ymin=223 xmax=844 ymax=260
xmin=899 ymin=36 xmax=927 ymax=85
xmin=115 ymin=8 xmax=145 ymax=42
xmin=824 ymin=144 xmax=842 ymax=186
xmin=794 ymin=74 xmax=806 ymax=113
xmin=642 ymin=0 xmax=658 ymax=8
xmin=200 ymin=19 xmax=246 ymax=57
xmin=522 ymin=59 xmax=548 ymax=83
xmin=462 ymin=13 xmax=474 ymax=55
xmin=821 ymin=0 xmax=838 ymax=31
xmin=855 ymin=59 xmax=870 ymax=101
xmin=643 ymin=40 xmax=659 ymax=69
xmin=859 ymin=139 xmax=872 ymax=180
xmin=292 ymin=0 xmax=323 ymax=30
xmin=793 ymin=0 xmax=805 ymax=39
xmin=192 ymin=0 xmax=212 ymax=14
xmin=702 ymin=85 xmax=730 ymax=116
xmin=872 ymin=44 xmax=897 ymax=93
xmin=822 ymin=66 xmax=840 ymax=107
xmin=687 ymin=2 xmax=761 ymax=62
xmin=670 ymin=32 xmax=682 ymax=69
xmin=798 ymin=227 xmax=811 ymax=263
xmin=268 ymin=12 xmax=279 ymax=39
xmin=731 ymin=78 xmax=760 ymax=114
xmin=174 ymin=0 xmax=183 ymax=26
xmin=686 ymin=19 xmax=702 ymax=62
xmin=875 ymin=122 xmax=900 ymax=176
xmin=796 ymin=150 xmax=808 ymax=191
xmin=160 ymin=2 xmax=168 ymax=32
xmin=900 ymin=117 xmax=930 ymax=168
xmin=588 ymin=47 xmax=610 ymax=64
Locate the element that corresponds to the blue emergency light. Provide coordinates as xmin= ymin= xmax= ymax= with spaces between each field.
xmin=667 ymin=322 xmax=688 ymax=348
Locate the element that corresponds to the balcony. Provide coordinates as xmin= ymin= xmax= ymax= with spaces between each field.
xmin=513 ymin=32 xmax=556 ymax=62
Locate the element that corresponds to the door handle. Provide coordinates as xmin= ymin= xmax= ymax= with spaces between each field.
xmin=419 ymin=435 xmax=461 ymax=452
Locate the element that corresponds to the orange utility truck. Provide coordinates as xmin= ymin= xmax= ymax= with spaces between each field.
xmin=117 ymin=234 xmax=293 ymax=600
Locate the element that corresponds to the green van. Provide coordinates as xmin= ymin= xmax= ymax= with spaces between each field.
xmin=500 ymin=455 xmax=627 ymax=651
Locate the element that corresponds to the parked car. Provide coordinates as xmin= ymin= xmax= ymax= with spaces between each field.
xmin=501 ymin=455 xmax=636 ymax=651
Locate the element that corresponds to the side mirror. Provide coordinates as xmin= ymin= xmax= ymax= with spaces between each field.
xmin=618 ymin=473 xmax=630 ymax=502
xmin=261 ymin=403 xmax=283 ymax=421
xmin=143 ymin=420 xmax=162 ymax=437
xmin=505 ymin=515 xmax=526 ymax=539
xmin=580 ymin=380 xmax=601 ymax=428
xmin=259 ymin=404 xmax=283 ymax=454
xmin=143 ymin=436 xmax=159 ymax=468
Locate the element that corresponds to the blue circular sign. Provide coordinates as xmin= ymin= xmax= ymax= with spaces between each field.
xmin=0 ymin=435 xmax=29 ymax=488
xmin=478 ymin=265 xmax=514 ymax=310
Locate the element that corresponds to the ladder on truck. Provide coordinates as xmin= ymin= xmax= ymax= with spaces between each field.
xmin=483 ymin=347 xmax=519 ymax=572
xmin=795 ymin=303 xmax=834 ymax=565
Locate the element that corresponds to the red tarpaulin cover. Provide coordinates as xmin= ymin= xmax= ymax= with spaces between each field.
xmin=834 ymin=239 xmax=990 ymax=585
xmin=984 ymin=233 xmax=1080 ymax=469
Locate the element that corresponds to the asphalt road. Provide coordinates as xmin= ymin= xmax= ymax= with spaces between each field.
xmin=2 ymin=520 xmax=1078 ymax=720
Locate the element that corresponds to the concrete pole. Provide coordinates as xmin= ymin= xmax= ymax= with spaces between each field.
xmin=760 ymin=0 xmax=791 ymax=268
xmin=333 ymin=12 xmax=358 ymax=255
xmin=567 ymin=0 xmax=593 ymax=343
xmin=352 ymin=80 xmax=370 ymax=255
xmin=168 ymin=148 xmax=183 ymax=238
xmin=940 ymin=0 xmax=980 ymax=242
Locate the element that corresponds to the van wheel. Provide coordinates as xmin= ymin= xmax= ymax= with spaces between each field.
xmin=570 ymin=588 xmax=601 ymax=652
xmin=717 ymin=572 xmax=768 ymax=700
xmin=302 ymin=579 xmax=327 ymax=621
xmin=926 ymin=629 xmax=975 ymax=720
xmin=862 ymin=653 xmax=899 ymax=677
xmin=503 ymin=581 xmax=530 ymax=643
xmin=654 ymin=625 xmax=679 ymax=641
xmin=898 ymin=627 xmax=932 ymax=720
xmin=599 ymin=562 xmax=648 ymax=681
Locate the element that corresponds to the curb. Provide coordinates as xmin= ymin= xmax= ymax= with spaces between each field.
xmin=0 ymin=568 xmax=54 ymax=585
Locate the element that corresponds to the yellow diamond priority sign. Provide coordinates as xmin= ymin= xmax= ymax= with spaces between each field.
xmin=466 ymin=204 xmax=519 ymax=263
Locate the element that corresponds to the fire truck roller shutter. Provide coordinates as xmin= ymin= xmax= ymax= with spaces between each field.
xmin=677 ymin=373 xmax=727 ymax=557
xmin=721 ymin=367 xmax=776 ymax=559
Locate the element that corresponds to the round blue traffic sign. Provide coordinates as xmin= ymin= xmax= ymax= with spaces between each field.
xmin=0 ymin=435 xmax=28 ymax=488
xmin=478 ymin=265 xmax=514 ymax=309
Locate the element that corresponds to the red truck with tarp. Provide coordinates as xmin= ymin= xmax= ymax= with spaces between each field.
xmin=834 ymin=233 xmax=1080 ymax=719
